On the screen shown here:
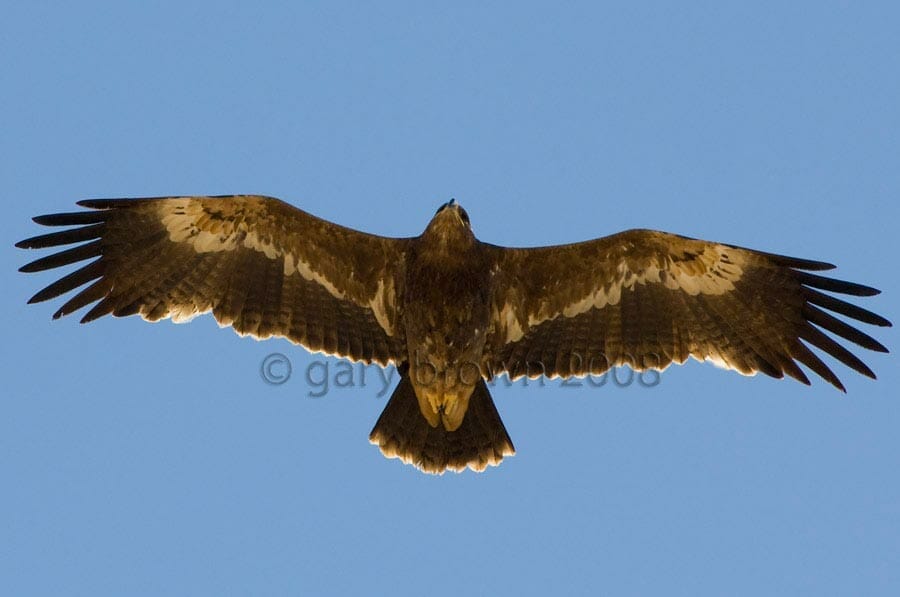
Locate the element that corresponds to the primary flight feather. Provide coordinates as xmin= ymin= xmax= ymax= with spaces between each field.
xmin=18 ymin=196 xmax=891 ymax=473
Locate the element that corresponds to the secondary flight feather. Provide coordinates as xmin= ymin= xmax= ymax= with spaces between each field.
xmin=18 ymin=196 xmax=891 ymax=473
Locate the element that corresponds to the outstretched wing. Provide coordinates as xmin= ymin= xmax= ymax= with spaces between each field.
xmin=486 ymin=229 xmax=890 ymax=390
xmin=18 ymin=196 xmax=408 ymax=365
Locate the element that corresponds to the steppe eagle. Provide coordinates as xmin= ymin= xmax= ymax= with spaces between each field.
xmin=18 ymin=196 xmax=891 ymax=473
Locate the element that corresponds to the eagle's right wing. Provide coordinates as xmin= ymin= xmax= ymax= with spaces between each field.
xmin=18 ymin=196 xmax=409 ymax=365
xmin=486 ymin=229 xmax=890 ymax=389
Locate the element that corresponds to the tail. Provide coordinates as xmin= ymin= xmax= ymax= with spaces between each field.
xmin=369 ymin=373 xmax=515 ymax=474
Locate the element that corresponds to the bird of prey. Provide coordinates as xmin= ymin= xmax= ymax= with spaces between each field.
xmin=18 ymin=196 xmax=891 ymax=474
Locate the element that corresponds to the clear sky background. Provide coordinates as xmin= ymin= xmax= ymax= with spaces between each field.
xmin=2 ymin=3 xmax=898 ymax=596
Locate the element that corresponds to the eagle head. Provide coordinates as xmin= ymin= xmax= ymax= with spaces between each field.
xmin=426 ymin=198 xmax=472 ymax=244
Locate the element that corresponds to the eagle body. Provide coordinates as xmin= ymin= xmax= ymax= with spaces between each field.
xmin=18 ymin=195 xmax=891 ymax=474
xmin=402 ymin=202 xmax=493 ymax=431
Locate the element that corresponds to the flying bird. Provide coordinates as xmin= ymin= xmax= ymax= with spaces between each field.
xmin=18 ymin=196 xmax=891 ymax=474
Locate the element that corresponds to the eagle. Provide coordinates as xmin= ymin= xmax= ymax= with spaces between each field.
xmin=18 ymin=196 xmax=891 ymax=474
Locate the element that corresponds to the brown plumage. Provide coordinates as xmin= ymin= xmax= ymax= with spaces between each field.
xmin=17 ymin=196 xmax=891 ymax=474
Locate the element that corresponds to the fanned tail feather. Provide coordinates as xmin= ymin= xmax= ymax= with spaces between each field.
xmin=370 ymin=373 xmax=515 ymax=474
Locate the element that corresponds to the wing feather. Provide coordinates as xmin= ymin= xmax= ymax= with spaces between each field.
xmin=793 ymin=271 xmax=881 ymax=296
xmin=28 ymin=260 xmax=105 ymax=305
xmin=802 ymin=287 xmax=890 ymax=326
xmin=19 ymin=240 xmax=103 ymax=273
xmin=17 ymin=223 xmax=106 ymax=249
xmin=18 ymin=195 xmax=409 ymax=365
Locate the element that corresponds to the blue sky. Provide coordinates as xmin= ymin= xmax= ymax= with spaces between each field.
xmin=2 ymin=2 xmax=898 ymax=595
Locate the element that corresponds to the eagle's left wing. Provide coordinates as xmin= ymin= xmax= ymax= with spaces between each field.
xmin=485 ymin=229 xmax=890 ymax=389
xmin=18 ymin=196 xmax=409 ymax=365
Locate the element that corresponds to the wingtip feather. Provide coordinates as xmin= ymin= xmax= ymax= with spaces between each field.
xmin=77 ymin=199 xmax=112 ymax=209
xmin=77 ymin=198 xmax=154 ymax=209
xmin=795 ymin=271 xmax=882 ymax=296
